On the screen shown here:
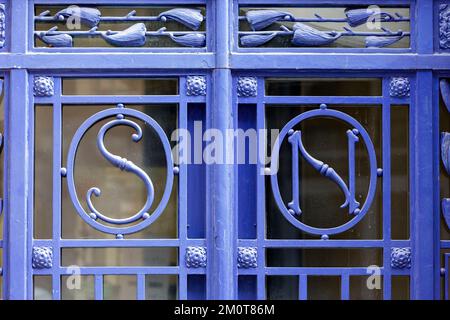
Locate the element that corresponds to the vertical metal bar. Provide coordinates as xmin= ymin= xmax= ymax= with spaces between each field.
xmin=4 ymin=0 xmax=29 ymax=300
xmin=52 ymin=77 xmax=62 ymax=300
xmin=207 ymin=0 xmax=235 ymax=299
xmin=136 ymin=274 xmax=145 ymax=300
xmin=382 ymin=78 xmax=392 ymax=300
xmin=10 ymin=0 xmax=27 ymax=54
xmin=411 ymin=71 xmax=435 ymax=299
xmin=341 ymin=273 xmax=350 ymax=300
xmin=256 ymin=77 xmax=265 ymax=300
xmin=415 ymin=0 xmax=433 ymax=54
xmin=4 ymin=69 xmax=29 ymax=299
xmin=1 ymin=74 xmax=8 ymax=298
xmin=445 ymin=256 xmax=449 ymax=300
xmin=94 ymin=275 xmax=103 ymax=300
xmin=178 ymin=76 xmax=188 ymax=300
xmin=414 ymin=3 xmax=435 ymax=298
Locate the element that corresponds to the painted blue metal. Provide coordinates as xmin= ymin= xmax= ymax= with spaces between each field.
xmin=66 ymin=106 xmax=174 ymax=236
xmin=207 ymin=0 xmax=236 ymax=300
xmin=33 ymin=5 xmax=207 ymax=50
xmin=0 ymin=0 xmax=447 ymax=300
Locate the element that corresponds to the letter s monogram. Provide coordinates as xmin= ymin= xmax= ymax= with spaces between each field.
xmin=86 ymin=116 xmax=155 ymax=225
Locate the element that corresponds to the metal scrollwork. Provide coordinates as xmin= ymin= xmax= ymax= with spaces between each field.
xmin=239 ymin=7 xmax=410 ymax=48
xmin=66 ymin=104 xmax=174 ymax=236
xmin=270 ymin=104 xmax=378 ymax=237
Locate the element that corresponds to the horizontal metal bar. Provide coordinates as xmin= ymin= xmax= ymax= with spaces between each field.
xmin=262 ymin=96 xmax=383 ymax=105
xmin=237 ymin=17 xmax=410 ymax=23
xmin=231 ymin=54 xmax=450 ymax=70
xmin=238 ymin=267 xmax=410 ymax=276
xmin=440 ymin=241 xmax=450 ymax=249
xmin=33 ymin=47 xmax=209 ymax=53
xmin=33 ymin=239 xmax=206 ymax=247
xmin=0 ymin=53 xmax=215 ymax=69
xmin=238 ymin=239 xmax=411 ymax=248
xmin=0 ymin=53 xmax=449 ymax=71
xmin=32 ymin=266 xmax=206 ymax=275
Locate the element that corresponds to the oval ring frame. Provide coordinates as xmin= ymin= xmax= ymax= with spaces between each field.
xmin=66 ymin=107 xmax=174 ymax=235
xmin=270 ymin=107 xmax=378 ymax=236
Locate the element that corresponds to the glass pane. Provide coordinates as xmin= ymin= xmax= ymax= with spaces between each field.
xmin=63 ymin=78 xmax=178 ymax=95
xmin=62 ymin=248 xmax=178 ymax=267
xmin=61 ymin=275 xmax=94 ymax=300
xmin=187 ymin=275 xmax=206 ymax=300
xmin=103 ymin=275 xmax=136 ymax=300
xmin=391 ymin=105 xmax=410 ymax=239
xmin=238 ymin=276 xmax=257 ymax=299
xmin=267 ymin=248 xmax=382 ymax=267
xmin=266 ymin=276 xmax=298 ymax=300
xmin=34 ymin=276 xmax=52 ymax=300
xmin=350 ymin=275 xmax=383 ymax=300
xmin=308 ymin=276 xmax=340 ymax=300
xmin=266 ymin=78 xmax=382 ymax=96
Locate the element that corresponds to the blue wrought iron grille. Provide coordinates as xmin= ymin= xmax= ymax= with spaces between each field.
xmin=0 ymin=0 xmax=448 ymax=300
xmin=28 ymin=74 xmax=209 ymax=300
xmin=235 ymin=74 xmax=412 ymax=299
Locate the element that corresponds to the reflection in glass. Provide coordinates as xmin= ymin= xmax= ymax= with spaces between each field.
xmin=34 ymin=276 xmax=52 ymax=300
xmin=104 ymin=275 xmax=136 ymax=300
xmin=267 ymin=248 xmax=382 ymax=267
xmin=61 ymin=275 xmax=94 ymax=300
xmin=63 ymin=78 xmax=178 ymax=96
xmin=308 ymin=276 xmax=340 ymax=300
xmin=266 ymin=78 xmax=382 ymax=96
xmin=62 ymin=248 xmax=178 ymax=267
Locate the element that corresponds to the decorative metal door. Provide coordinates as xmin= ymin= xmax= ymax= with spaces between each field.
xmin=0 ymin=0 xmax=448 ymax=300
